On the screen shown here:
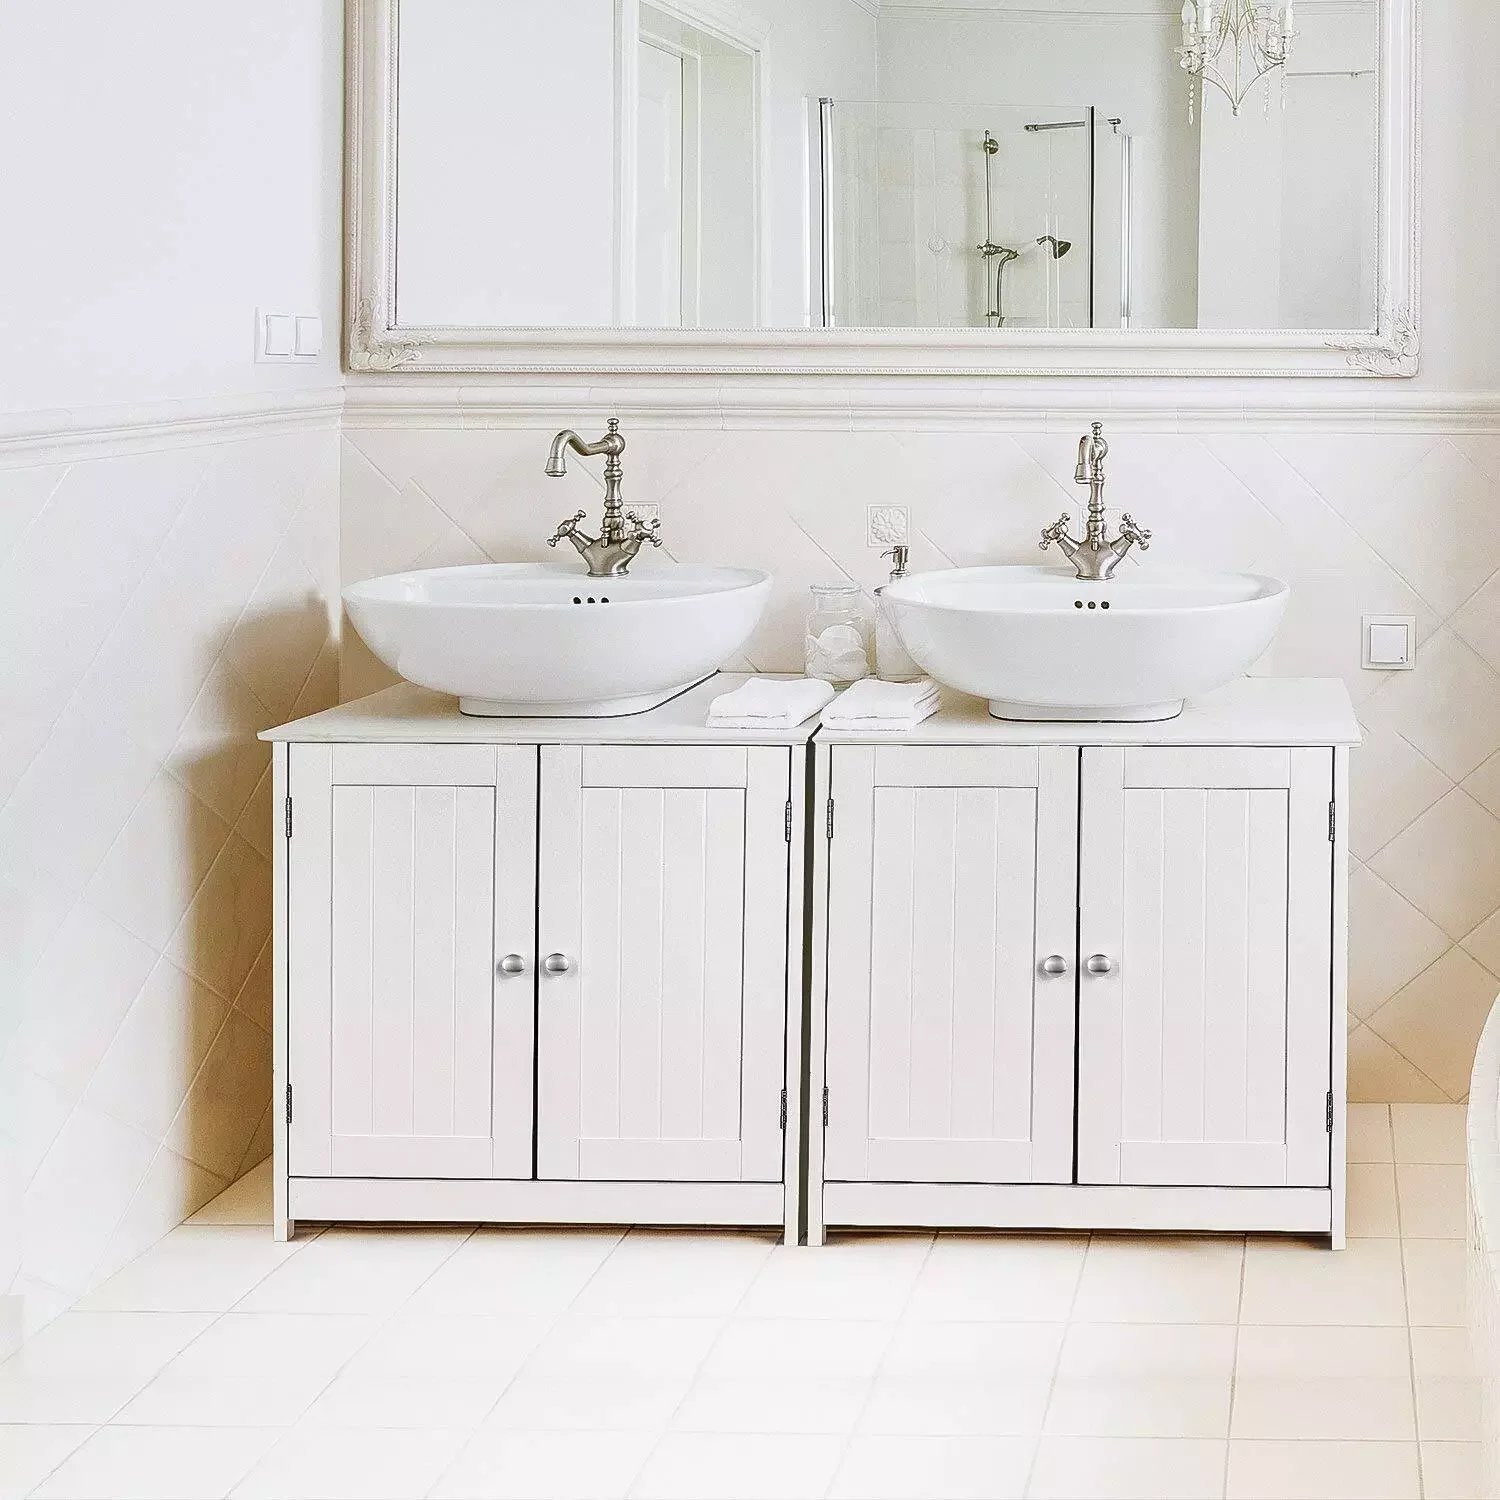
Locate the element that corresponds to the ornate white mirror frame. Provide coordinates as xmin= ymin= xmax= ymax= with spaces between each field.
xmin=344 ymin=0 xmax=1420 ymax=379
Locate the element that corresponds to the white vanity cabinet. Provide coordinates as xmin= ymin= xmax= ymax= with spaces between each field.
xmin=810 ymin=680 xmax=1358 ymax=1247
xmin=265 ymin=678 xmax=812 ymax=1242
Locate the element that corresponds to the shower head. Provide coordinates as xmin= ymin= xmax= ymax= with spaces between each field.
xmin=1037 ymin=234 xmax=1073 ymax=259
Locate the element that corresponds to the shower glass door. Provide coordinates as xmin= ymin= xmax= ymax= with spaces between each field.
xmin=820 ymin=101 xmax=1100 ymax=331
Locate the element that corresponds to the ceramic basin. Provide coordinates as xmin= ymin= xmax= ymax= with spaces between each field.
xmin=882 ymin=565 xmax=1290 ymax=722
xmin=343 ymin=563 xmax=771 ymax=717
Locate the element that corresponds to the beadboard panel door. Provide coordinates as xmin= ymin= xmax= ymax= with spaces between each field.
xmin=823 ymin=745 xmax=1079 ymax=1186
xmin=287 ymin=743 xmax=537 ymax=1179
xmin=536 ymin=745 xmax=790 ymax=1183
xmin=1076 ymin=746 xmax=1333 ymax=1189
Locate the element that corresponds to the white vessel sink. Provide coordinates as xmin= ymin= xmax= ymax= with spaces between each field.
xmin=343 ymin=563 xmax=772 ymax=717
xmin=882 ymin=565 xmax=1290 ymax=722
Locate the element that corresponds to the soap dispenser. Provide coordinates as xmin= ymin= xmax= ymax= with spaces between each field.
xmin=875 ymin=545 xmax=922 ymax=682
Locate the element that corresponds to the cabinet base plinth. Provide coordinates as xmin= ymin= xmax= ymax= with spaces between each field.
xmin=988 ymin=697 xmax=1185 ymax=723
xmin=288 ymin=1175 xmax=785 ymax=1229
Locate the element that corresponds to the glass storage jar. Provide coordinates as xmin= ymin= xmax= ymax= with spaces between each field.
xmin=804 ymin=583 xmax=873 ymax=684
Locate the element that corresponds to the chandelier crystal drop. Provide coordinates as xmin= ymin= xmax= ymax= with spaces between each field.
xmin=1178 ymin=0 xmax=1297 ymax=122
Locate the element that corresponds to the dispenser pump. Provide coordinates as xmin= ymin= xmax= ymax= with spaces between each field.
xmin=882 ymin=545 xmax=909 ymax=579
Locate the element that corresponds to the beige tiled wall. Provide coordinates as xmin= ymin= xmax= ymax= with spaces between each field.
xmin=340 ymin=418 xmax=1500 ymax=1109
xmin=1 ymin=415 xmax=342 ymax=1335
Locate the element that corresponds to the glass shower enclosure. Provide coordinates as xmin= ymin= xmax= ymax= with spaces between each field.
xmin=817 ymin=99 xmax=1130 ymax=331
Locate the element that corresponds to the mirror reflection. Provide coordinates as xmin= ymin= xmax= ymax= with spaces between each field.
xmin=392 ymin=0 xmax=1380 ymax=334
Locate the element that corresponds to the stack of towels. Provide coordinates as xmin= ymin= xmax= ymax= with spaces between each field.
xmin=821 ymin=677 xmax=941 ymax=732
xmin=706 ymin=677 xmax=940 ymax=732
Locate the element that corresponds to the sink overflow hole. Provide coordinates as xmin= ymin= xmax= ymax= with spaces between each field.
xmin=571 ymin=596 xmax=611 ymax=605
xmin=1075 ymin=600 xmax=1111 ymax=610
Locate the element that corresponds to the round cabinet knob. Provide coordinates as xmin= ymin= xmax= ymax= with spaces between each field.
xmin=542 ymin=953 xmax=573 ymax=976
xmin=1040 ymin=955 xmax=1070 ymax=977
xmin=1085 ymin=954 xmax=1115 ymax=976
xmin=497 ymin=954 xmax=527 ymax=976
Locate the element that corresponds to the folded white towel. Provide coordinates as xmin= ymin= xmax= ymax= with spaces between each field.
xmin=823 ymin=677 xmax=940 ymax=726
xmin=706 ymin=677 xmax=835 ymax=728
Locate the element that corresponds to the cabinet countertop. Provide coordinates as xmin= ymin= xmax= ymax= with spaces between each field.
xmin=261 ymin=674 xmax=821 ymax=746
xmin=264 ymin=674 xmax=1359 ymax=749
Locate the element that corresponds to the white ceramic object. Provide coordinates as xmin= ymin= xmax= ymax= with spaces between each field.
xmin=882 ymin=565 xmax=1290 ymax=721
xmin=343 ymin=563 xmax=772 ymax=716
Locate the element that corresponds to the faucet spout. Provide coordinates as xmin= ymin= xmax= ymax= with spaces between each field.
xmin=1039 ymin=422 xmax=1152 ymax=582
xmin=542 ymin=420 xmax=663 ymax=577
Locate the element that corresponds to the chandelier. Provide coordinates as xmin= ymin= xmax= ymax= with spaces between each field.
xmin=1178 ymin=1 xmax=1297 ymax=121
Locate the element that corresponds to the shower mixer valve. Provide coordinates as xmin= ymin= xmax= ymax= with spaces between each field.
xmin=1038 ymin=421 xmax=1154 ymax=582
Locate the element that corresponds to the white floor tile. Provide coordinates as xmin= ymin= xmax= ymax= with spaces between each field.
xmin=485 ymin=1374 xmax=691 ymax=1432
xmin=1071 ymin=1237 xmax=1244 ymax=1324
xmin=1347 ymin=1163 xmax=1401 ymax=1237
xmin=432 ymin=1429 xmax=656 ymax=1499
xmin=524 ymin=1316 xmax=722 ymax=1382
xmin=403 ymin=1227 xmax=623 ymax=1318
xmin=1047 ymin=1375 xmax=1231 ymax=1439
xmin=1225 ymin=1439 xmax=1421 ymax=1499
xmin=1395 ymin=1164 xmax=1468 ymax=1238
xmin=1348 ymin=1104 xmax=1394 ymax=1163
xmin=77 ymin=1226 xmax=310 ymax=1312
xmin=571 ymin=1231 xmax=776 ymax=1319
xmin=186 ymin=1160 xmax=272 ymax=1225
xmin=0 ymin=1313 xmax=215 ymax=1424
xmin=1058 ymin=1323 xmax=1236 ymax=1378
xmin=30 ymin=1424 xmax=278 ymax=1499
xmin=1240 ymin=1237 xmax=1407 ymax=1325
xmin=1421 ymin=1440 xmax=1484 ymax=1499
xmin=829 ymin=1435 xmax=1032 ymax=1499
xmin=0 ymin=1425 xmax=94 ymax=1500
xmin=1028 ymin=1436 xmax=1227 ymax=1499
xmin=1402 ymin=1239 xmax=1469 ymax=1326
xmin=1230 ymin=1375 xmax=1416 ymax=1440
xmin=704 ymin=1318 xmax=892 ymax=1379
xmin=1391 ymin=1104 xmax=1467 ymax=1164
xmin=672 ymin=1374 xmax=870 ymax=1435
xmin=905 ymin=1236 xmax=1085 ymax=1323
xmin=860 ymin=1375 xmax=1050 ymax=1437
xmin=299 ymin=1374 xmax=511 ymax=1431
xmin=880 ymin=1321 xmax=1064 ymax=1380
xmin=231 ymin=1424 xmax=470 ymax=1499
xmin=633 ymin=1432 xmax=846 ymax=1499
xmin=1410 ymin=1325 xmax=1479 ymax=1381
xmin=341 ymin=1312 xmax=549 ymax=1383
xmin=1415 ymin=1377 xmax=1485 ymax=1443
xmin=739 ymin=1234 xmax=934 ymax=1321
xmin=232 ymin=1228 xmax=470 ymax=1314
xmin=115 ymin=1314 xmax=380 ymax=1427
xmin=1234 ymin=1324 xmax=1411 ymax=1379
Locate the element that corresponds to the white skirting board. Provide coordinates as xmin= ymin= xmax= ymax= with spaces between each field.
xmin=819 ymin=1182 xmax=1334 ymax=1237
xmin=286 ymin=1177 xmax=785 ymax=1234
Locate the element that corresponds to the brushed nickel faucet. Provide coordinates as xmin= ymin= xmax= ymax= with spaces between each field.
xmin=1039 ymin=421 xmax=1153 ymax=582
xmin=544 ymin=418 xmax=662 ymax=577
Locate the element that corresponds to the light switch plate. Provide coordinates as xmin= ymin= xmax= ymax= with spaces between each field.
xmin=1362 ymin=614 xmax=1417 ymax=670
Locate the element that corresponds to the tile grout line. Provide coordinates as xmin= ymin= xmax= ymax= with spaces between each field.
xmin=1222 ymin=1234 xmax=1249 ymax=1500
xmin=1021 ymin=1232 xmax=1091 ymax=1500
xmin=816 ymin=1231 xmax=940 ymax=1500
xmin=422 ymin=1225 xmax=634 ymax=1499
xmin=1391 ymin=1106 xmax=1430 ymax=1500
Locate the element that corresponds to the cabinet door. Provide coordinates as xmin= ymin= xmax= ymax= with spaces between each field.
xmin=287 ymin=744 xmax=536 ymax=1179
xmin=536 ymin=745 xmax=789 ymax=1183
xmin=823 ymin=745 xmax=1079 ymax=1185
xmin=1076 ymin=747 xmax=1333 ymax=1188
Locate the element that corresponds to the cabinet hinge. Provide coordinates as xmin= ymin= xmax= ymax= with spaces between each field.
xmin=284 ymin=797 xmax=293 ymax=840
xmin=784 ymin=800 xmax=793 ymax=844
xmin=1328 ymin=801 xmax=1336 ymax=844
xmin=822 ymin=1086 xmax=830 ymax=1127
xmin=1326 ymin=1091 xmax=1334 ymax=1133
xmin=826 ymin=799 xmax=835 ymax=841
xmin=779 ymin=1089 xmax=788 ymax=1130
xmin=285 ymin=1083 xmax=294 ymax=1125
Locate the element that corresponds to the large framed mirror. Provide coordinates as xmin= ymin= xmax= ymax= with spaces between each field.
xmin=345 ymin=0 xmax=1419 ymax=377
